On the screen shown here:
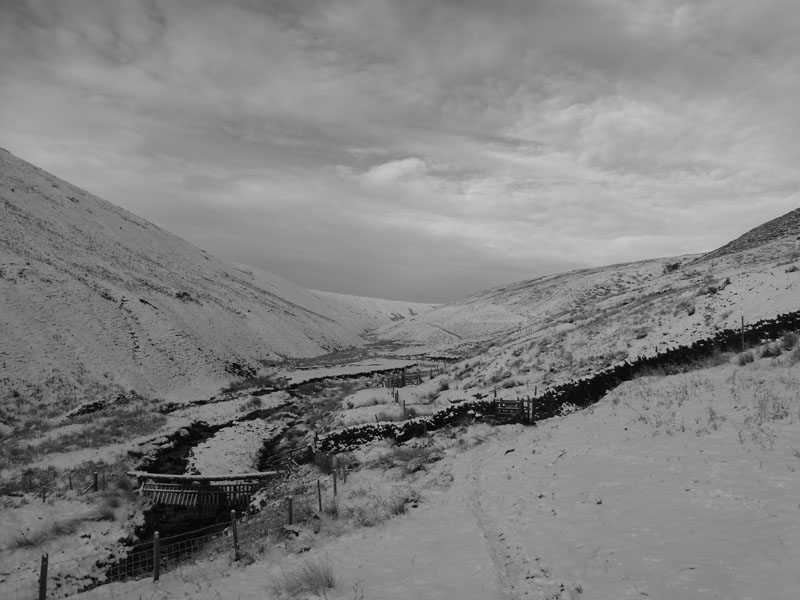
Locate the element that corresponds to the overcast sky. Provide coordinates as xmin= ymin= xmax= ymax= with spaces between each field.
xmin=2 ymin=0 xmax=799 ymax=302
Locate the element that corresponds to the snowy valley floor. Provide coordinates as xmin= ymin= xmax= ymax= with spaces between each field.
xmin=57 ymin=351 xmax=800 ymax=600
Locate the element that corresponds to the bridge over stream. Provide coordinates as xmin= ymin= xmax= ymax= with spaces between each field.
xmin=128 ymin=471 xmax=278 ymax=512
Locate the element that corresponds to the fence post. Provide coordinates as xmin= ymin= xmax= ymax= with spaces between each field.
xmin=41 ymin=487 xmax=46 ymax=503
xmin=38 ymin=553 xmax=48 ymax=600
xmin=741 ymin=316 xmax=745 ymax=351
xmin=333 ymin=469 xmax=338 ymax=497
xmin=102 ymin=473 xmax=106 ymax=491
xmin=153 ymin=532 xmax=161 ymax=582
xmin=341 ymin=463 xmax=347 ymax=484
xmin=68 ymin=475 xmax=72 ymax=491
xmin=230 ymin=510 xmax=240 ymax=561
xmin=93 ymin=472 xmax=98 ymax=493
xmin=317 ymin=480 xmax=322 ymax=512
xmin=287 ymin=497 xmax=293 ymax=525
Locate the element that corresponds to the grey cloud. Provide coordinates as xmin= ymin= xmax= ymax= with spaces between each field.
xmin=1 ymin=0 xmax=799 ymax=302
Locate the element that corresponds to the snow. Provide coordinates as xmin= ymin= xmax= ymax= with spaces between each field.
xmin=0 ymin=148 xmax=435 ymax=407
xmin=47 ymin=353 xmax=800 ymax=600
xmin=186 ymin=420 xmax=285 ymax=476
xmin=274 ymin=359 xmax=417 ymax=386
xmin=3 ymin=151 xmax=800 ymax=600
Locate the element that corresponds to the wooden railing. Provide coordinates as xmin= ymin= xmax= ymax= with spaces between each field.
xmin=127 ymin=471 xmax=278 ymax=509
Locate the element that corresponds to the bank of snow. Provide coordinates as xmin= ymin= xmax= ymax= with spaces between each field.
xmin=65 ymin=349 xmax=800 ymax=599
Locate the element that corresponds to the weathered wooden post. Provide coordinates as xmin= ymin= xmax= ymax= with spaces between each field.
xmin=333 ymin=468 xmax=338 ymax=497
xmin=153 ymin=532 xmax=161 ymax=582
xmin=93 ymin=472 xmax=99 ymax=493
xmin=38 ymin=553 xmax=48 ymax=600
xmin=41 ymin=487 xmax=46 ymax=503
xmin=317 ymin=479 xmax=322 ymax=512
xmin=230 ymin=510 xmax=240 ymax=561
xmin=68 ymin=475 xmax=72 ymax=491
xmin=741 ymin=316 xmax=746 ymax=352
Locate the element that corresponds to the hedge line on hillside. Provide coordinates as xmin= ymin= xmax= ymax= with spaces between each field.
xmin=318 ymin=310 xmax=800 ymax=453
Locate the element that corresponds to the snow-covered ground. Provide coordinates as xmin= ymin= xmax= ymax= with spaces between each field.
xmin=3 ymin=151 xmax=799 ymax=599
xmin=0 ymin=148 xmax=435 ymax=407
xmin=274 ymin=359 xmax=417 ymax=386
xmin=374 ymin=232 xmax=800 ymax=404
xmin=186 ymin=420 xmax=285 ymax=477
xmin=36 ymin=349 xmax=800 ymax=600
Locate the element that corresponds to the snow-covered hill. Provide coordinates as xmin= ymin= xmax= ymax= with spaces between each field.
xmin=376 ymin=208 xmax=800 ymax=393
xmin=0 ymin=149 xmax=434 ymax=408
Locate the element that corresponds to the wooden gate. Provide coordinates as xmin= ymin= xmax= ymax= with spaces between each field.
xmin=495 ymin=399 xmax=526 ymax=422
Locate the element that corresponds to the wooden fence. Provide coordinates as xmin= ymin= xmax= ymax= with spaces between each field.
xmin=1 ymin=463 xmax=352 ymax=600
xmin=127 ymin=471 xmax=277 ymax=511
xmin=380 ymin=368 xmax=441 ymax=388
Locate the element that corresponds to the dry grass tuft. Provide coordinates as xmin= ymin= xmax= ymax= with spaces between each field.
xmin=268 ymin=555 xmax=337 ymax=597
xmin=369 ymin=443 xmax=440 ymax=477
xmin=791 ymin=346 xmax=800 ymax=365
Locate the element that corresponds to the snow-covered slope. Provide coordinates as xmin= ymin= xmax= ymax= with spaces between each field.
xmin=376 ymin=208 xmax=800 ymax=391
xmin=308 ymin=289 xmax=436 ymax=335
xmin=0 ymin=149 xmax=433 ymax=407
xmin=31 ymin=352 xmax=799 ymax=600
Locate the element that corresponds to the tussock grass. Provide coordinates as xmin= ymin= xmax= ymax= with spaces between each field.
xmin=1 ymin=407 xmax=166 ymax=469
xmin=341 ymin=487 xmax=421 ymax=527
xmin=323 ymin=500 xmax=339 ymax=519
xmin=791 ymin=346 xmax=800 ymax=365
xmin=312 ymin=451 xmax=337 ymax=475
xmin=383 ymin=488 xmax=421 ymax=516
xmin=369 ymin=442 xmax=440 ymax=476
xmin=268 ymin=555 xmax=337 ymax=598
xmin=781 ymin=332 xmax=798 ymax=351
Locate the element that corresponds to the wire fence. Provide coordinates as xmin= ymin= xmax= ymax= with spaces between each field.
xmin=0 ymin=469 xmax=115 ymax=502
xmin=1 ymin=465 xmax=351 ymax=600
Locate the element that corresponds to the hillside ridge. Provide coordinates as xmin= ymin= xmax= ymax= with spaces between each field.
xmin=374 ymin=207 xmax=800 ymax=394
xmin=697 ymin=206 xmax=800 ymax=263
xmin=0 ymin=149 xmax=433 ymax=409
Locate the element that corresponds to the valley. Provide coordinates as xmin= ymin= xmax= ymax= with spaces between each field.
xmin=1 ymin=150 xmax=799 ymax=599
